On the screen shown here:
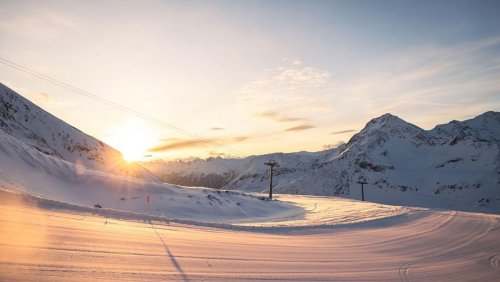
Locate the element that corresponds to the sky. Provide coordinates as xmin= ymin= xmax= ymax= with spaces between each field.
xmin=1 ymin=0 xmax=499 ymax=161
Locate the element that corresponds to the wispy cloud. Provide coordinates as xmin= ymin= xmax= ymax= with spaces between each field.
xmin=258 ymin=110 xmax=307 ymax=123
xmin=0 ymin=5 xmax=79 ymax=39
xmin=330 ymin=129 xmax=356 ymax=135
xmin=304 ymin=36 xmax=500 ymax=131
xmin=210 ymin=127 xmax=225 ymax=131
xmin=233 ymin=136 xmax=249 ymax=142
xmin=34 ymin=92 xmax=54 ymax=103
xmin=158 ymin=137 xmax=182 ymax=142
xmin=323 ymin=141 xmax=346 ymax=150
xmin=27 ymin=91 xmax=67 ymax=107
xmin=208 ymin=150 xmax=227 ymax=157
xmin=149 ymin=135 xmax=250 ymax=152
xmin=236 ymin=64 xmax=334 ymax=122
xmin=148 ymin=140 xmax=207 ymax=152
xmin=285 ymin=124 xmax=315 ymax=132
xmin=272 ymin=67 xmax=331 ymax=88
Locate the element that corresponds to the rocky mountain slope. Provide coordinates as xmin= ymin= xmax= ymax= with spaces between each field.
xmin=143 ymin=112 xmax=500 ymax=213
xmin=0 ymin=83 xmax=156 ymax=180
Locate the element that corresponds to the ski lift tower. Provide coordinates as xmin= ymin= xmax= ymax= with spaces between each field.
xmin=264 ymin=160 xmax=277 ymax=199
xmin=356 ymin=180 xmax=368 ymax=201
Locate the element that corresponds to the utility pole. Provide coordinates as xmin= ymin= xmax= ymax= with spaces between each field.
xmin=264 ymin=160 xmax=277 ymax=199
xmin=357 ymin=181 xmax=368 ymax=201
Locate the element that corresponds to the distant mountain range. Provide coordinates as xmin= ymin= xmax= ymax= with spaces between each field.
xmin=143 ymin=111 xmax=500 ymax=213
xmin=1 ymin=82 xmax=498 ymax=213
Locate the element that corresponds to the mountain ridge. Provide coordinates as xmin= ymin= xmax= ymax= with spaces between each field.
xmin=0 ymin=82 xmax=157 ymax=180
xmin=143 ymin=111 xmax=500 ymax=213
xmin=1 ymin=81 xmax=498 ymax=213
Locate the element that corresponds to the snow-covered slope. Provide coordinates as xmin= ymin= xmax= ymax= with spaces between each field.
xmin=0 ymin=126 xmax=299 ymax=223
xmin=144 ymin=112 xmax=500 ymax=213
xmin=0 ymin=83 xmax=156 ymax=180
xmin=0 ymin=83 xmax=307 ymax=223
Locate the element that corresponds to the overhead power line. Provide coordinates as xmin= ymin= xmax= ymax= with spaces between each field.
xmin=0 ymin=56 xmax=246 ymax=157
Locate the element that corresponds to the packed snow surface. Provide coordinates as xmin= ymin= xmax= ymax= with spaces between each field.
xmin=1 ymin=194 xmax=499 ymax=281
xmin=235 ymin=195 xmax=416 ymax=228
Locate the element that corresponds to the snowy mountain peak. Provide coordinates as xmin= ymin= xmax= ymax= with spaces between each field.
xmin=465 ymin=111 xmax=500 ymax=141
xmin=370 ymin=113 xmax=398 ymax=122
xmin=431 ymin=111 xmax=500 ymax=144
xmin=363 ymin=113 xmax=421 ymax=133
xmin=476 ymin=110 xmax=500 ymax=120
xmin=346 ymin=113 xmax=422 ymax=150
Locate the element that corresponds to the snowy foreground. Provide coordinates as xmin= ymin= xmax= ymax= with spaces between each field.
xmin=1 ymin=191 xmax=499 ymax=281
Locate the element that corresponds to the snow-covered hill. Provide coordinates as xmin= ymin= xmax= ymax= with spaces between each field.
xmin=0 ymin=108 xmax=301 ymax=223
xmin=0 ymin=82 xmax=312 ymax=223
xmin=0 ymin=83 xmax=156 ymax=180
xmin=143 ymin=112 xmax=500 ymax=213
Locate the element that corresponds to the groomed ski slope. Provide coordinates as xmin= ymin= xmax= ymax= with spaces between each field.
xmin=1 ymin=193 xmax=499 ymax=281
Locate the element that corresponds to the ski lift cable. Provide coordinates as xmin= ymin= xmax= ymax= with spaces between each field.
xmin=0 ymin=57 xmax=246 ymax=157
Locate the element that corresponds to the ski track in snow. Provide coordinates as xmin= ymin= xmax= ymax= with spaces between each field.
xmin=1 ymin=199 xmax=499 ymax=281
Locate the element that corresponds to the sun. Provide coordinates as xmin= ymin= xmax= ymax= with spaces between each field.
xmin=104 ymin=119 xmax=158 ymax=162
xmin=121 ymin=142 xmax=147 ymax=162
xmin=114 ymin=133 xmax=151 ymax=162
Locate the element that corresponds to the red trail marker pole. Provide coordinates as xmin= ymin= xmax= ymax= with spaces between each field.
xmin=146 ymin=194 xmax=150 ymax=212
